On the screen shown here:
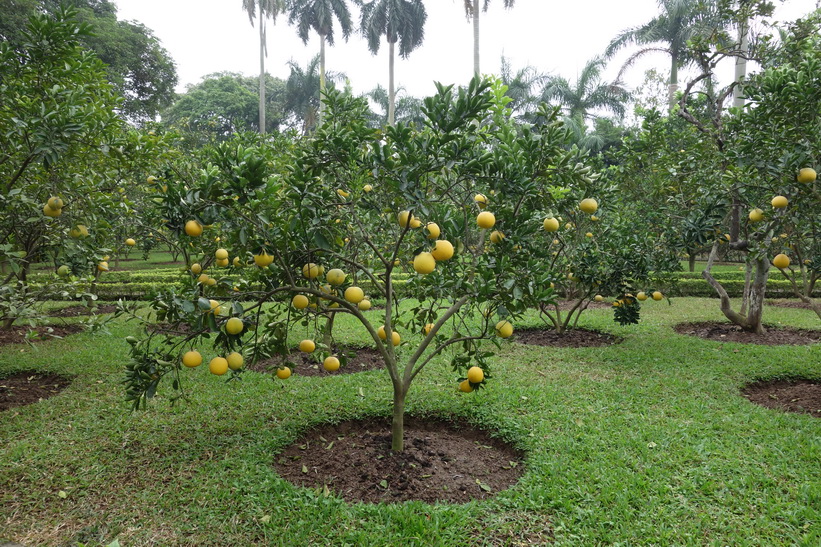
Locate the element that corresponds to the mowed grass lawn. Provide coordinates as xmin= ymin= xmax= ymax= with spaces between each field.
xmin=1 ymin=298 xmax=819 ymax=545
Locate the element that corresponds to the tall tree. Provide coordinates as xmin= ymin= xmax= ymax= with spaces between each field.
xmin=463 ymin=0 xmax=515 ymax=76
xmin=605 ymin=0 xmax=718 ymax=112
xmin=284 ymin=55 xmax=344 ymax=134
xmin=241 ymin=0 xmax=287 ymax=135
xmin=498 ymin=56 xmax=546 ymax=119
xmin=358 ymin=0 xmax=426 ymax=126
xmin=288 ymin=0 xmax=354 ymax=123
xmin=363 ymin=84 xmax=424 ymax=127
xmin=541 ymin=57 xmax=629 ymax=122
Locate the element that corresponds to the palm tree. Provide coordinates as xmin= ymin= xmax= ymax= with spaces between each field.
xmin=605 ymin=0 xmax=719 ymax=112
xmin=285 ymin=55 xmax=345 ymax=134
xmin=358 ymin=0 xmax=426 ymax=126
xmin=288 ymin=0 xmax=354 ymax=123
xmin=463 ymin=0 xmax=515 ymax=76
xmin=540 ymin=57 xmax=629 ymax=122
xmin=498 ymin=56 xmax=546 ymax=119
xmin=241 ymin=0 xmax=287 ymax=134
xmin=363 ymin=84 xmax=424 ymax=127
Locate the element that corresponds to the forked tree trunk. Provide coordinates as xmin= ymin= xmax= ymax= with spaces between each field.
xmin=702 ymin=242 xmax=767 ymax=334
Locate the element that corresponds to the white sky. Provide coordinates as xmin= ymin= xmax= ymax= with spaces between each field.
xmin=113 ymin=0 xmax=818 ymax=100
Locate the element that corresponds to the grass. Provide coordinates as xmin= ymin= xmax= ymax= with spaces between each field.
xmin=1 ymin=298 xmax=820 ymax=545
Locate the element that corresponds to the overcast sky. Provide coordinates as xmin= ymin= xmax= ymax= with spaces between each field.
xmin=114 ymin=0 xmax=818 ymax=100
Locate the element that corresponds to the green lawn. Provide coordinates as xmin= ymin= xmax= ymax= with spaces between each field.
xmin=1 ymin=299 xmax=819 ymax=545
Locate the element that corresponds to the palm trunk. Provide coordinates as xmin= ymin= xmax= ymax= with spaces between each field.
xmin=668 ymin=52 xmax=678 ymax=112
xmin=319 ymin=34 xmax=326 ymax=125
xmin=259 ymin=14 xmax=266 ymax=134
xmin=732 ymin=17 xmax=749 ymax=109
xmin=388 ymin=40 xmax=396 ymax=126
xmin=472 ymin=0 xmax=480 ymax=77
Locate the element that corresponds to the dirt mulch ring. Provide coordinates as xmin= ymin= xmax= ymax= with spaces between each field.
xmin=673 ymin=321 xmax=821 ymax=346
xmin=0 ymin=372 xmax=73 ymax=411
xmin=514 ymin=327 xmax=622 ymax=348
xmin=274 ymin=417 xmax=524 ymax=504
xmin=250 ymin=346 xmax=384 ymax=377
xmin=742 ymin=379 xmax=821 ymax=417
xmin=0 ymin=325 xmax=84 ymax=347
xmin=49 ymin=304 xmax=118 ymax=317
xmin=766 ymin=299 xmax=815 ymax=310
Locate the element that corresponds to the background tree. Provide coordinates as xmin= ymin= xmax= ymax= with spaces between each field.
xmin=498 ymin=56 xmax=546 ymax=120
xmin=288 ymin=0 xmax=354 ymax=122
xmin=463 ymin=0 xmax=515 ymax=76
xmin=362 ymin=84 xmax=425 ymax=127
xmin=284 ymin=55 xmax=345 ymax=134
xmin=241 ymin=0 xmax=287 ymax=134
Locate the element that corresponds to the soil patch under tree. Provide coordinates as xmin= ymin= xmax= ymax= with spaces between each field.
xmin=49 ymin=304 xmax=118 ymax=318
xmin=765 ymin=299 xmax=814 ymax=310
xmin=0 ymin=372 xmax=73 ymax=411
xmin=250 ymin=346 xmax=384 ymax=377
xmin=673 ymin=321 xmax=821 ymax=345
xmin=0 ymin=325 xmax=83 ymax=347
xmin=742 ymin=379 xmax=821 ymax=417
xmin=273 ymin=417 xmax=524 ymax=504
xmin=514 ymin=327 xmax=622 ymax=348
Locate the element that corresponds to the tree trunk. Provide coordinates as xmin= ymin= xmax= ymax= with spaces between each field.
xmin=702 ymin=242 xmax=767 ymax=334
xmin=668 ymin=52 xmax=678 ymax=112
xmin=388 ymin=40 xmax=396 ymax=126
xmin=688 ymin=252 xmax=696 ymax=272
xmin=733 ymin=16 xmax=749 ymax=109
xmin=391 ymin=380 xmax=407 ymax=451
xmin=322 ymin=312 xmax=335 ymax=349
xmin=319 ymin=34 xmax=326 ymax=125
xmin=472 ymin=0 xmax=480 ymax=77
xmin=259 ymin=11 xmax=266 ymax=134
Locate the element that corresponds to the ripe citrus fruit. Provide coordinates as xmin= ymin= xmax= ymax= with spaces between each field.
xmin=191 ymin=263 xmax=203 ymax=275
xmin=391 ymin=331 xmax=401 ymax=346
xmin=336 ymin=188 xmax=350 ymax=198
xmin=344 ymin=286 xmax=365 ymax=303
xmin=292 ymin=294 xmax=309 ymax=309
xmin=474 ymin=194 xmax=488 ymax=209
xmin=585 ymin=232 xmax=593 ymax=238
xmin=797 ymin=167 xmax=817 ymax=183
xmin=276 ymin=367 xmax=292 ymax=379
xmin=543 ymin=217 xmax=559 ymax=232
xmin=254 ymin=252 xmax=273 ymax=267
xmin=216 ymin=258 xmax=229 ymax=267
xmin=125 ymin=238 xmax=136 ymax=246
xmin=226 ymin=352 xmax=244 ymax=370
xmin=495 ymin=320 xmax=513 ymax=338
xmin=207 ymin=299 xmax=220 ymax=313
xmin=413 ymin=252 xmax=436 ymax=274
xmin=636 ymin=291 xmax=648 ymax=301
xmin=302 ymin=263 xmax=321 ymax=279
xmin=323 ymin=356 xmax=340 ymax=372
xmin=771 ymin=195 xmax=788 ymax=208
xmin=423 ymin=323 xmax=434 ymax=335
xmin=97 ymin=261 xmax=109 ymax=272
xmin=431 ymin=240 xmax=454 ymax=261
xmin=378 ymin=325 xmax=387 ymax=340
xmin=358 ymin=299 xmax=372 ymax=311
xmin=772 ymin=254 xmax=790 ymax=269
xmin=326 ymin=268 xmax=346 ymax=285
xmin=477 ymin=211 xmax=496 ymax=229
xmin=652 ymin=291 xmax=663 ymax=301
xmin=215 ymin=248 xmax=229 ymax=260
xmin=467 ymin=366 xmax=484 ymax=383
xmin=43 ymin=203 xmax=61 ymax=217
xmin=233 ymin=257 xmax=242 ymax=267
xmin=490 ymin=230 xmax=505 ymax=243
xmin=579 ymin=198 xmax=598 ymax=214
xmin=594 ymin=295 xmax=604 ymax=302
xmin=398 ymin=210 xmax=414 ymax=228
xmin=225 ymin=317 xmax=244 ymax=335
xmin=182 ymin=350 xmax=202 ymax=368
xmin=410 ymin=217 xmax=422 ymax=229
xmin=749 ymin=208 xmax=763 ymax=222
xmin=363 ymin=184 xmax=373 ymax=192
xmin=459 ymin=380 xmax=474 ymax=393
xmin=299 ymin=339 xmax=316 ymax=353
xmin=184 ymin=220 xmax=203 ymax=237
xmin=425 ymin=222 xmax=440 ymax=240
xmin=47 ymin=196 xmax=64 ymax=210
xmin=209 ymin=357 xmax=229 ymax=375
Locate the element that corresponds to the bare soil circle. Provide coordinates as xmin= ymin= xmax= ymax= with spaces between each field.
xmin=766 ymin=299 xmax=814 ymax=310
xmin=0 ymin=372 xmax=73 ymax=411
xmin=742 ymin=379 xmax=821 ymax=417
xmin=514 ymin=327 xmax=622 ymax=348
xmin=250 ymin=346 xmax=384 ymax=377
xmin=49 ymin=304 xmax=118 ymax=317
xmin=673 ymin=321 xmax=821 ymax=345
xmin=273 ymin=417 xmax=524 ymax=504
xmin=0 ymin=325 xmax=83 ymax=347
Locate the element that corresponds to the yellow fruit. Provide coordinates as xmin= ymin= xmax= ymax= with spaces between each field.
xmin=205 ymin=277 xmax=217 ymax=287
xmin=423 ymin=323 xmax=434 ymax=335
xmin=579 ymin=198 xmax=598 ymax=214
xmin=378 ymin=326 xmax=387 ymax=340
xmin=797 ymin=167 xmax=816 ymax=183
xmin=391 ymin=331 xmax=401 ymax=346
xmin=358 ymin=299 xmax=372 ymax=311
xmin=216 ymin=258 xmax=229 ymax=267
xmin=585 ymin=232 xmax=593 ymax=238
xmin=652 ymin=291 xmax=663 ymax=301
xmin=184 ymin=220 xmax=203 ymax=237
xmin=254 ymin=252 xmax=273 ymax=267
xmin=344 ymin=286 xmax=365 ymax=303
xmin=543 ymin=217 xmax=560 ymax=232
xmin=398 ymin=210 xmax=414 ymax=228
xmin=467 ymin=366 xmax=484 ymax=383
xmin=425 ymin=222 xmax=440 ymax=240
xmin=207 ymin=299 xmax=220 ymax=314
xmin=182 ymin=350 xmax=202 ymax=368
xmin=772 ymin=253 xmax=790 ymax=269
xmin=474 ymin=194 xmax=488 ymax=209
xmin=276 ymin=367 xmax=292 ymax=380
xmin=215 ymin=248 xmax=229 ymax=260
xmin=363 ymin=184 xmax=373 ymax=192
xmin=43 ymin=203 xmax=61 ymax=217
xmin=198 ymin=273 xmax=211 ymax=285
xmin=233 ymin=257 xmax=242 ymax=267
xmin=97 ymin=261 xmax=109 ymax=272
xmin=299 ymin=339 xmax=316 ymax=353
xmin=413 ymin=252 xmax=436 ymax=274
xmin=336 ymin=188 xmax=350 ymax=198
xmin=47 ymin=196 xmax=63 ymax=210
xmin=226 ymin=352 xmax=244 ymax=370
xmin=458 ymin=379 xmax=474 ymax=393
xmin=410 ymin=217 xmax=422 ymax=229
xmin=125 ymin=238 xmax=136 ymax=246
xmin=591 ymin=216 xmax=599 ymax=221
xmin=477 ymin=211 xmax=496 ymax=229
xmin=326 ymin=268 xmax=346 ymax=285
xmin=749 ymin=208 xmax=763 ymax=222
xmin=594 ymin=295 xmax=604 ymax=302
xmin=323 ymin=356 xmax=340 ymax=372
xmin=191 ymin=263 xmax=203 ymax=275
xmin=495 ymin=320 xmax=513 ymax=338
xmin=209 ymin=357 xmax=229 ymax=376
xmin=302 ymin=263 xmax=321 ymax=279
xmin=636 ymin=292 xmax=648 ymax=301
xmin=225 ymin=317 xmax=244 ymax=335
xmin=431 ymin=240 xmax=454 ymax=261
xmin=292 ymin=294 xmax=309 ymax=309
xmin=771 ymin=195 xmax=788 ymax=208
xmin=146 ymin=175 xmax=157 ymax=184
xmin=490 ymin=230 xmax=505 ymax=244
